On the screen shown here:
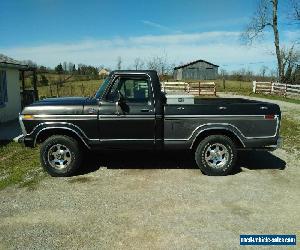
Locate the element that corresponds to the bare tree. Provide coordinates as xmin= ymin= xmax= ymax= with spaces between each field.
xmin=280 ymin=45 xmax=300 ymax=83
xmin=117 ymin=56 xmax=122 ymax=70
xmin=68 ymin=62 xmax=74 ymax=73
xmin=291 ymin=0 xmax=300 ymax=20
xmin=63 ymin=61 xmax=67 ymax=72
xmin=260 ymin=65 xmax=269 ymax=78
xmin=243 ymin=0 xmax=300 ymax=83
xmin=133 ymin=57 xmax=144 ymax=70
xmin=147 ymin=54 xmax=173 ymax=76
xmin=242 ymin=0 xmax=283 ymax=80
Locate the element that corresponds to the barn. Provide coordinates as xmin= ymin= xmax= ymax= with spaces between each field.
xmin=173 ymin=59 xmax=219 ymax=81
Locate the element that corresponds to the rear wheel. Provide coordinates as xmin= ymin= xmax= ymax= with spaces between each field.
xmin=195 ymin=135 xmax=237 ymax=176
xmin=40 ymin=135 xmax=82 ymax=177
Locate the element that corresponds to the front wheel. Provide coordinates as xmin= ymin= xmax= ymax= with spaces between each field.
xmin=195 ymin=135 xmax=237 ymax=176
xmin=40 ymin=135 xmax=82 ymax=177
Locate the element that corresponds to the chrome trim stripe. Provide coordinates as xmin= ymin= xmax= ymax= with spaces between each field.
xmin=99 ymin=118 xmax=155 ymax=120
xmin=22 ymin=114 xmax=97 ymax=120
xmin=165 ymin=118 xmax=279 ymax=141
xmin=165 ymin=115 xmax=267 ymax=118
xmin=190 ymin=127 xmax=246 ymax=148
xmin=99 ymin=115 xmax=155 ymax=119
xmin=100 ymin=139 xmax=154 ymax=141
xmin=99 ymin=115 xmax=154 ymax=117
xmin=164 ymin=126 xmax=246 ymax=148
xmin=28 ymin=122 xmax=98 ymax=141
xmin=34 ymin=127 xmax=91 ymax=149
xmin=19 ymin=114 xmax=27 ymax=136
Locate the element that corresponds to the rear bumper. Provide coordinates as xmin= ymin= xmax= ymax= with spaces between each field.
xmin=269 ymin=136 xmax=282 ymax=149
xmin=241 ymin=137 xmax=282 ymax=151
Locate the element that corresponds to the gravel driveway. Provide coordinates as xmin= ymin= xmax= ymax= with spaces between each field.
xmin=0 ymin=95 xmax=299 ymax=250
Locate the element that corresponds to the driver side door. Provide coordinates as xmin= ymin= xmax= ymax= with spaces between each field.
xmin=98 ymin=74 xmax=156 ymax=149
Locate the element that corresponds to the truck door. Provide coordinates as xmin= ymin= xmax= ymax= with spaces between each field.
xmin=98 ymin=74 xmax=156 ymax=149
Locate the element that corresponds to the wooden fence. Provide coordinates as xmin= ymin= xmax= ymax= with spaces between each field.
xmin=253 ymin=81 xmax=300 ymax=97
xmin=162 ymin=81 xmax=216 ymax=96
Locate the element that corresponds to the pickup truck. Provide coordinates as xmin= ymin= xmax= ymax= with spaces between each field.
xmin=19 ymin=70 xmax=281 ymax=176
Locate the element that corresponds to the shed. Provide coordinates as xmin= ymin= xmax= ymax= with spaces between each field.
xmin=0 ymin=54 xmax=37 ymax=123
xmin=173 ymin=59 xmax=219 ymax=81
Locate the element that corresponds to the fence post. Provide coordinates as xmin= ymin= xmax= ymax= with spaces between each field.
xmin=252 ymin=81 xmax=256 ymax=93
xmin=198 ymin=82 xmax=200 ymax=96
xmin=187 ymin=83 xmax=190 ymax=93
xmin=285 ymin=83 xmax=287 ymax=97
xmin=271 ymin=82 xmax=274 ymax=94
xmin=214 ymin=82 xmax=216 ymax=96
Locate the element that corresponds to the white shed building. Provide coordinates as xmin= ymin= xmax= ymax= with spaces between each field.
xmin=0 ymin=54 xmax=29 ymax=123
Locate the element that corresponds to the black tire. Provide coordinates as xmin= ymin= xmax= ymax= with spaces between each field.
xmin=40 ymin=135 xmax=82 ymax=177
xmin=195 ymin=135 xmax=237 ymax=176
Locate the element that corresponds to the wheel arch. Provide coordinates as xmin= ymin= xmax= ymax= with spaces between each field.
xmin=35 ymin=127 xmax=90 ymax=149
xmin=190 ymin=128 xmax=245 ymax=151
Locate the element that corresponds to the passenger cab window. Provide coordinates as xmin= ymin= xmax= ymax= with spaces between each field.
xmin=106 ymin=77 xmax=150 ymax=103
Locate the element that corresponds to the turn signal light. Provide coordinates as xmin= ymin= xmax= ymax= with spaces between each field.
xmin=264 ymin=114 xmax=275 ymax=120
xmin=23 ymin=115 xmax=34 ymax=119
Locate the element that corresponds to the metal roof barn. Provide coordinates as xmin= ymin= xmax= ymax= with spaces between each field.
xmin=173 ymin=59 xmax=219 ymax=81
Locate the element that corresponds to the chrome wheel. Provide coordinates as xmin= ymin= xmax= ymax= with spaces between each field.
xmin=204 ymin=143 xmax=229 ymax=168
xmin=47 ymin=144 xmax=72 ymax=170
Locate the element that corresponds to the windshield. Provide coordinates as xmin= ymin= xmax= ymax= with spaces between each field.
xmin=95 ymin=77 xmax=111 ymax=99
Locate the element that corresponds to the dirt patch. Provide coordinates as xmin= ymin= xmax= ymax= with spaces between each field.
xmin=68 ymin=176 xmax=95 ymax=184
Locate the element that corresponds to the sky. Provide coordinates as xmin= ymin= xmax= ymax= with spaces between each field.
xmin=0 ymin=0 xmax=299 ymax=73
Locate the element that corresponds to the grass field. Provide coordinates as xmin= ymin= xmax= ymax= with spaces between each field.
xmin=36 ymin=79 xmax=253 ymax=98
xmin=38 ymin=79 xmax=102 ymax=98
xmin=0 ymin=142 xmax=45 ymax=190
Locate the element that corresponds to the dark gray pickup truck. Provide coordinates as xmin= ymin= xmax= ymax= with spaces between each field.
xmin=19 ymin=70 xmax=281 ymax=176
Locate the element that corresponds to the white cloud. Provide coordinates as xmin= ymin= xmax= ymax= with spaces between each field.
xmin=142 ymin=20 xmax=170 ymax=30
xmin=1 ymin=30 xmax=296 ymax=72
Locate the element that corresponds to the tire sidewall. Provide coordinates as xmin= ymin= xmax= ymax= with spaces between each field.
xmin=196 ymin=135 xmax=237 ymax=176
xmin=40 ymin=136 xmax=81 ymax=177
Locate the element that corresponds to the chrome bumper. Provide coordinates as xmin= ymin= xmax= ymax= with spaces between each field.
xmin=18 ymin=114 xmax=27 ymax=136
xmin=267 ymin=137 xmax=282 ymax=150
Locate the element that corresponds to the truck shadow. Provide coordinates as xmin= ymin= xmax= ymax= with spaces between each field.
xmin=78 ymin=150 xmax=286 ymax=175
xmin=236 ymin=151 xmax=286 ymax=171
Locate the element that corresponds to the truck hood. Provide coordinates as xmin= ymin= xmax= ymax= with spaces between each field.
xmin=22 ymin=97 xmax=91 ymax=115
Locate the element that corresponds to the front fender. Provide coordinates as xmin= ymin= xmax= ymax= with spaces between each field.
xmin=24 ymin=122 xmax=91 ymax=149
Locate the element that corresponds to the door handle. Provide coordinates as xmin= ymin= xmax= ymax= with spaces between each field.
xmin=177 ymin=107 xmax=185 ymax=110
xmin=218 ymin=106 xmax=227 ymax=110
xmin=260 ymin=106 xmax=268 ymax=110
xmin=140 ymin=109 xmax=151 ymax=112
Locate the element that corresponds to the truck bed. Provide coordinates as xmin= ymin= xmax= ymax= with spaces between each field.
xmin=164 ymin=98 xmax=280 ymax=148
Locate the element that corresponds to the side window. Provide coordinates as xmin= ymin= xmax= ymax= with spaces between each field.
xmin=106 ymin=77 xmax=120 ymax=102
xmin=106 ymin=77 xmax=150 ymax=103
xmin=0 ymin=70 xmax=8 ymax=107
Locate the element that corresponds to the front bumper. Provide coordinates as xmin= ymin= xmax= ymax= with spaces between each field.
xmin=18 ymin=135 xmax=24 ymax=143
xmin=17 ymin=135 xmax=35 ymax=148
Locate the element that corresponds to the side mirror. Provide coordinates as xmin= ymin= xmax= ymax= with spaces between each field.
xmin=116 ymin=90 xmax=125 ymax=105
xmin=115 ymin=90 xmax=125 ymax=115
